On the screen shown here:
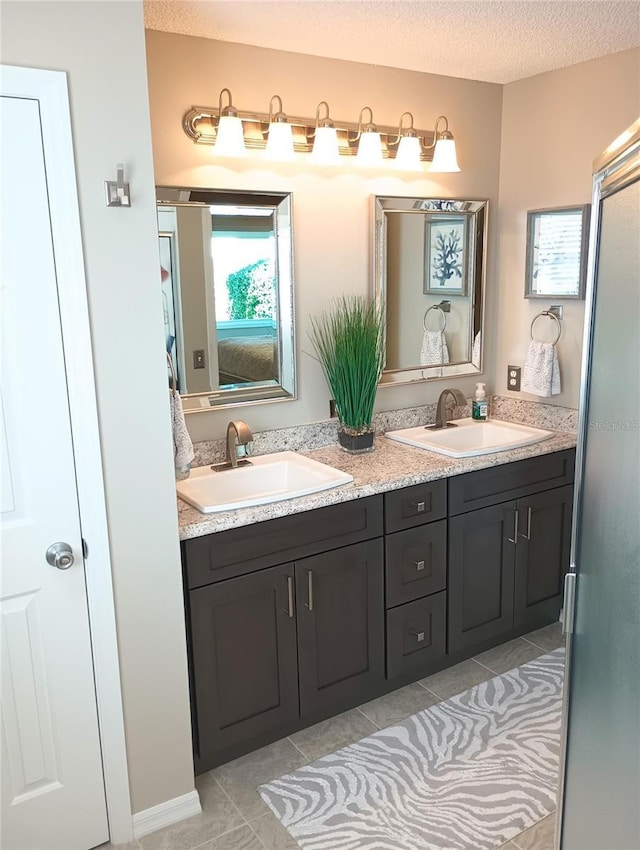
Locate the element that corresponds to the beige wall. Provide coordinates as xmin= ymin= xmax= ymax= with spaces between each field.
xmin=145 ymin=30 xmax=503 ymax=442
xmin=494 ymin=48 xmax=640 ymax=408
xmin=1 ymin=1 xmax=195 ymax=816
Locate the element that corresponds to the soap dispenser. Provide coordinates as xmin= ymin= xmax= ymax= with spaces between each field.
xmin=472 ymin=383 xmax=488 ymax=421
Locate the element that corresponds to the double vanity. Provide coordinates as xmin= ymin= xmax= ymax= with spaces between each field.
xmin=177 ymin=407 xmax=576 ymax=774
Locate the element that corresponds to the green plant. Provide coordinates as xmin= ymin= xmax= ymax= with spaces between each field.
xmin=226 ymin=259 xmax=276 ymax=320
xmin=309 ymin=295 xmax=385 ymax=433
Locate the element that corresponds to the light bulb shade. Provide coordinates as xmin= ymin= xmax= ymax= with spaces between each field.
xmin=393 ymin=135 xmax=423 ymax=171
xmin=310 ymin=126 xmax=340 ymax=164
xmin=356 ymin=131 xmax=383 ymax=166
xmin=430 ymin=137 xmax=460 ymax=172
xmin=265 ymin=121 xmax=295 ymax=160
xmin=213 ymin=115 xmax=246 ymax=157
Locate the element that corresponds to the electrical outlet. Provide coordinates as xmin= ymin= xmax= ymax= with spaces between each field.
xmin=507 ymin=365 xmax=521 ymax=391
xmin=193 ymin=349 xmax=205 ymax=369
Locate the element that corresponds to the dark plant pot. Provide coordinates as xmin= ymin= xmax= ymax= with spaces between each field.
xmin=337 ymin=427 xmax=375 ymax=454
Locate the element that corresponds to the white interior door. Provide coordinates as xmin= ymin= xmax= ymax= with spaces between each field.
xmin=1 ymin=90 xmax=109 ymax=849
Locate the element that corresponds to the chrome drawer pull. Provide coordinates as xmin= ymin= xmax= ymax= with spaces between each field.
xmin=413 ymin=501 xmax=426 ymax=513
xmin=305 ymin=570 xmax=314 ymax=611
xmin=410 ymin=629 xmax=425 ymax=642
xmin=507 ymin=509 xmax=519 ymax=544
xmin=519 ymin=506 xmax=532 ymax=540
xmin=415 ymin=560 xmax=425 ymax=571
xmin=286 ymin=576 xmax=294 ymax=618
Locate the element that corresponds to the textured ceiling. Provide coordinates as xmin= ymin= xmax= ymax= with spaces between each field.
xmin=143 ymin=0 xmax=640 ymax=84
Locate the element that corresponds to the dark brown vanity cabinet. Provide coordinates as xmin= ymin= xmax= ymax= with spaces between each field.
xmin=182 ymin=448 xmax=575 ymax=771
xmin=448 ymin=449 xmax=575 ymax=654
xmin=183 ymin=496 xmax=385 ymax=770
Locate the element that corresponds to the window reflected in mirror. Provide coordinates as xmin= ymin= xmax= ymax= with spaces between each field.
xmin=156 ymin=187 xmax=295 ymax=411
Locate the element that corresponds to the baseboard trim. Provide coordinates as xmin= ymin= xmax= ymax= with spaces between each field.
xmin=132 ymin=789 xmax=201 ymax=839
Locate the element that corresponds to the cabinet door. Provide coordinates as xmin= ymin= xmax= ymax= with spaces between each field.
xmin=189 ymin=563 xmax=299 ymax=763
xmin=449 ymin=502 xmax=517 ymax=653
xmin=514 ymin=485 xmax=573 ymax=627
xmin=296 ymin=539 xmax=385 ymax=717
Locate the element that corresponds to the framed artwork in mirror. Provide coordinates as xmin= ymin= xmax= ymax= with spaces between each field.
xmin=525 ymin=204 xmax=590 ymax=299
xmin=424 ymin=215 xmax=468 ymax=295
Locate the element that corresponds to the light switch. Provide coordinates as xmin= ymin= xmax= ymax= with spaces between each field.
xmin=193 ymin=349 xmax=205 ymax=369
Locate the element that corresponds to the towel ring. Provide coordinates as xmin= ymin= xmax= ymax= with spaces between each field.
xmin=423 ymin=305 xmax=447 ymax=333
xmin=530 ymin=311 xmax=562 ymax=346
xmin=166 ymin=352 xmax=177 ymax=394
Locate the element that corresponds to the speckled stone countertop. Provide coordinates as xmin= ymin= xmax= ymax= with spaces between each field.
xmin=178 ymin=427 xmax=577 ymax=541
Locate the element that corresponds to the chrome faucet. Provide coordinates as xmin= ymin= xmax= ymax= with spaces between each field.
xmin=212 ymin=420 xmax=254 ymax=470
xmin=428 ymin=388 xmax=467 ymax=430
xmin=225 ymin=420 xmax=253 ymax=468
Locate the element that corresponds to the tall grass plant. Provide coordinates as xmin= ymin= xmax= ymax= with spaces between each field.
xmin=309 ymin=296 xmax=385 ymax=434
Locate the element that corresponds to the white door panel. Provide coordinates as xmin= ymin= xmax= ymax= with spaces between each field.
xmin=1 ymin=94 xmax=108 ymax=850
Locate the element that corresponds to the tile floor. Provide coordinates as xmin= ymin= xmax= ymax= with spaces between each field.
xmin=101 ymin=622 xmax=564 ymax=850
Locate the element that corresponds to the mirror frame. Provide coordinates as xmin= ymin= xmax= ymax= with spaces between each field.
xmin=372 ymin=195 xmax=489 ymax=386
xmin=524 ymin=204 xmax=590 ymax=300
xmin=156 ymin=186 xmax=296 ymax=412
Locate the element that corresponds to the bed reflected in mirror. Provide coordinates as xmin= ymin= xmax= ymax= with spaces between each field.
xmin=156 ymin=187 xmax=295 ymax=411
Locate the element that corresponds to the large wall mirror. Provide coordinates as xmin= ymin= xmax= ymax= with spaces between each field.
xmin=373 ymin=196 xmax=488 ymax=385
xmin=156 ymin=186 xmax=296 ymax=411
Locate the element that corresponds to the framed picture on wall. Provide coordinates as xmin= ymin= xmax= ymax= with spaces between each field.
xmin=424 ymin=215 xmax=468 ymax=295
xmin=525 ymin=204 xmax=590 ymax=299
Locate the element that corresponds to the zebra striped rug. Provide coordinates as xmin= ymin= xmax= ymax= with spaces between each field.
xmin=260 ymin=648 xmax=564 ymax=850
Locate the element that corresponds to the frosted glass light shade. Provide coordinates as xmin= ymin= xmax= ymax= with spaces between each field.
xmin=430 ymin=138 xmax=460 ymax=172
xmin=265 ymin=121 xmax=295 ymax=161
xmin=393 ymin=135 xmax=423 ymax=171
xmin=356 ymin=131 xmax=383 ymax=166
xmin=311 ymin=126 xmax=340 ymax=164
xmin=213 ymin=115 xmax=246 ymax=157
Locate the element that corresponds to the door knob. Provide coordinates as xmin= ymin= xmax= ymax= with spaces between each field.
xmin=46 ymin=542 xmax=75 ymax=570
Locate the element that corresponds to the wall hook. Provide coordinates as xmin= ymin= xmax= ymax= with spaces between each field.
xmin=105 ymin=163 xmax=130 ymax=207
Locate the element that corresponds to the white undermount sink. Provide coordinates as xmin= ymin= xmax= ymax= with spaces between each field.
xmin=386 ymin=417 xmax=553 ymax=458
xmin=176 ymin=451 xmax=354 ymax=514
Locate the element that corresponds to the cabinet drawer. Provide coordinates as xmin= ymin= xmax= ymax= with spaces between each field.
xmin=183 ymin=496 xmax=383 ymax=588
xmin=448 ymin=449 xmax=575 ymax=516
xmin=384 ymin=479 xmax=447 ymax=533
xmin=385 ymin=521 xmax=447 ymax=608
xmin=386 ymin=592 xmax=446 ymax=680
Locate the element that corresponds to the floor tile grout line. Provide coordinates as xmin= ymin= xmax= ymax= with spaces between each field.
xmin=354 ymin=705 xmax=381 ymax=730
xmin=245 ymin=817 xmax=269 ymax=849
xmin=210 ymin=773 xmax=250 ymax=828
xmin=287 ymin=735 xmax=312 ymax=761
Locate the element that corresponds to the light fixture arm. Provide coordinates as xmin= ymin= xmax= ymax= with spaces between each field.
xmin=389 ymin=111 xmax=416 ymax=147
xmin=349 ymin=106 xmax=377 ymax=142
xmin=218 ymin=87 xmax=238 ymax=120
xmin=308 ymin=100 xmax=334 ymax=140
xmin=422 ymin=114 xmax=452 ymax=151
xmin=268 ymin=94 xmax=286 ymax=124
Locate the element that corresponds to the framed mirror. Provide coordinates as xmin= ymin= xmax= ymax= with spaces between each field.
xmin=156 ymin=186 xmax=296 ymax=411
xmin=373 ymin=196 xmax=488 ymax=385
xmin=525 ymin=205 xmax=590 ymax=299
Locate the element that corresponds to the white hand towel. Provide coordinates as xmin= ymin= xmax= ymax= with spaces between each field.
xmin=521 ymin=341 xmax=561 ymax=397
xmin=472 ymin=331 xmax=482 ymax=368
xmin=170 ymin=390 xmax=194 ymax=478
xmin=420 ymin=331 xmax=450 ymax=366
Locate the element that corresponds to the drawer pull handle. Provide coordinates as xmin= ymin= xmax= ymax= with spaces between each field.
xmin=286 ymin=576 xmax=294 ymax=618
xmin=415 ymin=560 xmax=425 ymax=571
xmin=519 ymin=506 xmax=532 ymax=540
xmin=507 ymin=509 xmax=519 ymax=544
xmin=410 ymin=629 xmax=425 ymax=643
xmin=305 ymin=570 xmax=314 ymax=612
xmin=413 ymin=501 xmax=426 ymax=513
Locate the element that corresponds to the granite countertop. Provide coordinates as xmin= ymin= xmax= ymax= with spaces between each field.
xmin=177 ymin=429 xmax=577 ymax=541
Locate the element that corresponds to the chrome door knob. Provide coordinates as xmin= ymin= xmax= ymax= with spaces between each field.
xmin=46 ymin=542 xmax=75 ymax=570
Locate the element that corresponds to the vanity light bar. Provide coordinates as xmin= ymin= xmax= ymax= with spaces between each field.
xmin=183 ymin=104 xmax=447 ymax=165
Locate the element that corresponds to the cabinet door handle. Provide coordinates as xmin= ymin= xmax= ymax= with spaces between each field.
xmin=305 ymin=570 xmax=314 ymax=611
xmin=507 ymin=509 xmax=519 ymax=544
xmin=519 ymin=506 xmax=532 ymax=540
xmin=286 ymin=575 xmax=294 ymax=618
xmin=414 ymin=559 xmax=425 ymax=571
